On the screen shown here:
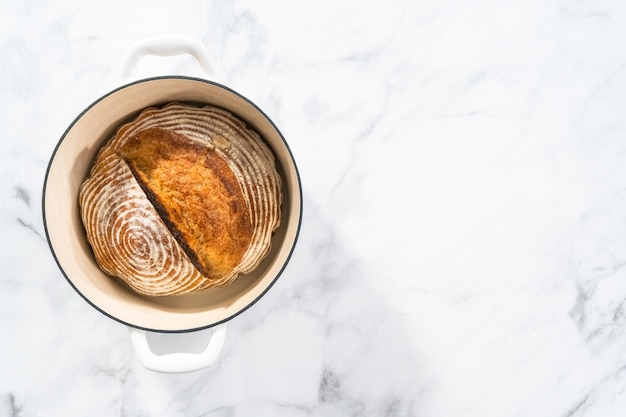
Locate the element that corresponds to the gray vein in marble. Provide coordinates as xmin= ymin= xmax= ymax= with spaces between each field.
xmin=612 ymin=297 xmax=626 ymax=322
xmin=12 ymin=182 xmax=45 ymax=240
xmin=316 ymin=366 xmax=417 ymax=417
xmin=14 ymin=185 xmax=30 ymax=207
xmin=1 ymin=393 xmax=22 ymax=417
xmin=564 ymin=393 xmax=591 ymax=417
xmin=197 ymin=400 xmax=315 ymax=417
xmin=563 ymin=364 xmax=626 ymax=417
xmin=318 ymin=367 xmax=342 ymax=404
xmin=93 ymin=364 xmax=130 ymax=384
xmin=569 ymin=284 xmax=592 ymax=329
xmin=16 ymin=217 xmax=44 ymax=240
xmin=567 ymin=208 xmax=626 ymax=349
xmin=196 ymin=404 xmax=233 ymax=416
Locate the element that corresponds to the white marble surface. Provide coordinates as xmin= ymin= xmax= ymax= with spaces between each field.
xmin=3 ymin=0 xmax=626 ymax=415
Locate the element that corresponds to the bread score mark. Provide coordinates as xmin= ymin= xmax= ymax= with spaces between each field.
xmin=117 ymin=127 xmax=253 ymax=279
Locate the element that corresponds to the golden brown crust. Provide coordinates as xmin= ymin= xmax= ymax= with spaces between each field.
xmin=118 ymin=127 xmax=253 ymax=279
xmin=78 ymin=103 xmax=282 ymax=296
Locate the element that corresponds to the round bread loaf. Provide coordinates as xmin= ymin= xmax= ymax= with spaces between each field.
xmin=79 ymin=102 xmax=282 ymax=296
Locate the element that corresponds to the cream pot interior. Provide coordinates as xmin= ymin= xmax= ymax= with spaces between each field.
xmin=43 ymin=76 xmax=302 ymax=332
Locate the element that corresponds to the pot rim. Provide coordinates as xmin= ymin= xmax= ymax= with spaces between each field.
xmin=42 ymin=75 xmax=303 ymax=333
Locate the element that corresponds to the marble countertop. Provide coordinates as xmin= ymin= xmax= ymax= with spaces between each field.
xmin=3 ymin=0 xmax=626 ymax=415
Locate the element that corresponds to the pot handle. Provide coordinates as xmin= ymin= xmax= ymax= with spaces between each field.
xmin=129 ymin=324 xmax=227 ymax=373
xmin=122 ymin=35 xmax=215 ymax=79
xmin=122 ymin=36 xmax=224 ymax=374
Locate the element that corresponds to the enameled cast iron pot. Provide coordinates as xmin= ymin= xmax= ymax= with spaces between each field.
xmin=42 ymin=37 xmax=302 ymax=373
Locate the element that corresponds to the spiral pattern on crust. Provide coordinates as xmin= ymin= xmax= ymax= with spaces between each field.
xmin=79 ymin=103 xmax=282 ymax=296
xmin=80 ymin=154 xmax=208 ymax=295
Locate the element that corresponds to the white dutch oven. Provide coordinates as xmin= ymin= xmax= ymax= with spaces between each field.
xmin=42 ymin=37 xmax=302 ymax=373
